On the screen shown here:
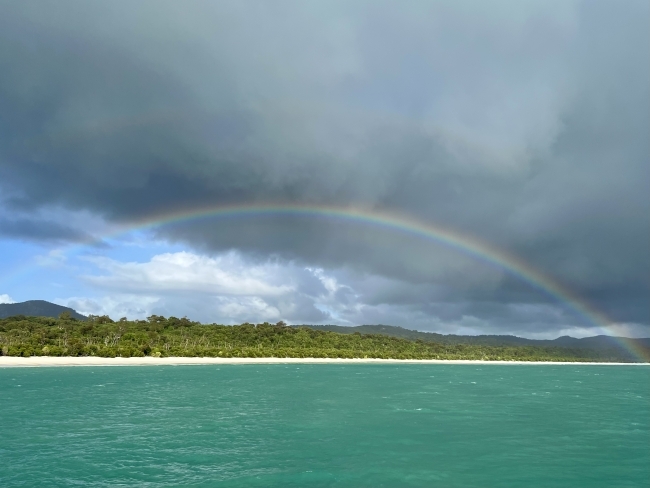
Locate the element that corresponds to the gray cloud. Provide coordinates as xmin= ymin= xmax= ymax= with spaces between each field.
xmin=0 ymin=217 xmax=94 ymax=244
xmin=1 ymin=1 xmax=648 ymax=334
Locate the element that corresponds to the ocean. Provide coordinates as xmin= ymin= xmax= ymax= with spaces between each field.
xmin=1 ymin=364 xmax=648 ymax=487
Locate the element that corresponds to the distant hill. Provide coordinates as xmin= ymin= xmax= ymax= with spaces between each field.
xmin=0 ymin=300 xmax=86 ymax=320
xmin=293 ymin=324 xmax=650 ymax=361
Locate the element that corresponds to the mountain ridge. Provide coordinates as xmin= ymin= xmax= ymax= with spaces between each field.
xmin=0 ymin=300 xmax=87 ymax=321
xmin=292 ymin=324 xmax=650 ymax=355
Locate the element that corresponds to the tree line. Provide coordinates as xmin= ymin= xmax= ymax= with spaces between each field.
xmin=0 ymin=313 xmax=637 ymax=362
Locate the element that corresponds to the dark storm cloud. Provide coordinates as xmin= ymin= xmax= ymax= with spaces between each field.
xmin=0 ymin=1 xmax=648 ymax=331
xmin=0 ymin=217 xmax=94 ymax=244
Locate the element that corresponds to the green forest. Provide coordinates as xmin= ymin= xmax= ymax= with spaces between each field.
xmin=0 ymin=313 xmax=639 ymax=362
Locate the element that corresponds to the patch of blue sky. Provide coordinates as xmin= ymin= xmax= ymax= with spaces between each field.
xmin=76 ymin=230 xmax=189 ymax=264
xmin=1 ymin=232 xmax=188 ymax=305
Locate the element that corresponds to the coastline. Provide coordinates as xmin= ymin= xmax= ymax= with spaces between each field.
xmin=0 ymin=356 xmax=647 ymax=367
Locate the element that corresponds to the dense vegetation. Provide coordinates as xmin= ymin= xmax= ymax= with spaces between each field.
xmin=0 ymin=314 xmax=639 ymax=362
xmin=298 ymin=324 xmax=650 ymax=362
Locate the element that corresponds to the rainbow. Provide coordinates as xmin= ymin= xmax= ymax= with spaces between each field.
xmin=4 ymin=203 xmax=648 ymax=361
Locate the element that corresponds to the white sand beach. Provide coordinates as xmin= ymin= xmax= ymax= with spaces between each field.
xmin=0 ymin=356 xmax=646 ymax=367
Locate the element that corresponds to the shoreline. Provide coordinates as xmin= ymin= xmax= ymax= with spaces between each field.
xmin=0 ymin=356 xmax=647 ymax=367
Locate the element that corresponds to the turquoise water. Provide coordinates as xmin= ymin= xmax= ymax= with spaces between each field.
xmin=1 ymin=365 xmax=648 ymax=487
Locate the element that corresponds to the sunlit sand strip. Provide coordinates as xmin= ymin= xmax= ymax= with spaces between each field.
xmin=0 ymin=357 xmax=647 ymax=367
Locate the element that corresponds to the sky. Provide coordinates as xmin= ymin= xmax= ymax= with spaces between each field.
xmin=0 ymin=0 xmax=648 ymax=338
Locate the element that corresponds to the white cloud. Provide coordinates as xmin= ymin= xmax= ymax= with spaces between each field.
xmin=82 ymin=251 xmax=295 ymax=296
xmin=72 ymin=251 xmax=331 ymax=323
xmin=62 ymin=292 xmax=300 ymax=325
xmin=61 ymin=295 xmax=161 ymax=320
xmin=34 ymin=249 xmax=68 ymax=268
xmin=0 ymin=294 xmax=15 ymax=304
